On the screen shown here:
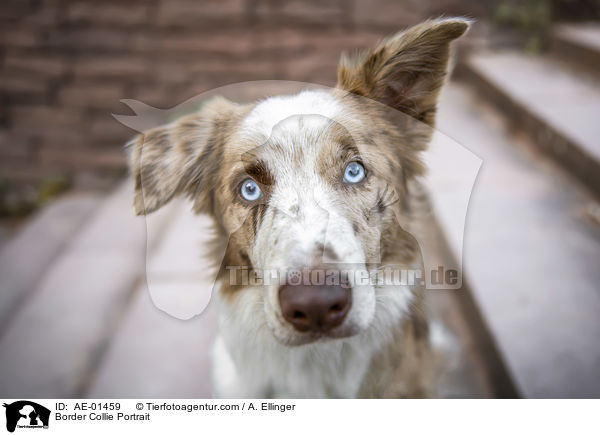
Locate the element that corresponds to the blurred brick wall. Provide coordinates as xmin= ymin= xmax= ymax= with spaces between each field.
xmin=0 ymin=0 xmax=486 ymax=190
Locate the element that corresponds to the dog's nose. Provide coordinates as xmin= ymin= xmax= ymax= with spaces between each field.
xmin=279 ymin=283 xmax=351 ymax=332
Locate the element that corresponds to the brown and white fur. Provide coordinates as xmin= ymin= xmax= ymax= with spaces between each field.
xmin=126 ymin=18 xmax=469 ymax=398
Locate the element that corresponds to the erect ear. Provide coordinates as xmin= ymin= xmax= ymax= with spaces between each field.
xmin=337 ymin=18 xmax=470 ymax=126
xmin=126 ymin=97 xmax=238 ymax=216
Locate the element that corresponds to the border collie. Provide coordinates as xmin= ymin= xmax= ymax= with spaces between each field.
xmin=127 ymin=18 xmax=469 ymax=398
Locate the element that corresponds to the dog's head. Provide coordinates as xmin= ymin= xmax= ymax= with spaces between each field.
xmin=127 ymin=19 xmax=469 ymax=345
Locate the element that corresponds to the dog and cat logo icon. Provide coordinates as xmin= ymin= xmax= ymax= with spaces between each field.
xmin=3 ymin=401 xmax=50 ymax=432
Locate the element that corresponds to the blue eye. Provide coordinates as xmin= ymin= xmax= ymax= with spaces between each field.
xmin=343 ymin=162 xmax=366 ymax=184
xmin=240 ymin=179 xmax=262 ymax=201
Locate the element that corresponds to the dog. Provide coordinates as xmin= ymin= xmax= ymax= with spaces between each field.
xmin=126 ymin=18 xmax=469 ymax=398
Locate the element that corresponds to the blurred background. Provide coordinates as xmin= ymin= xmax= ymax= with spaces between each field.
xmin=0 ymin=0 xmax=599 ymax=398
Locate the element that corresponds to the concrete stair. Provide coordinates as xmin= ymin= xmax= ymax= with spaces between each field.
xmin=552 ymin=23 xmax=600 ymax=74
xmin=434 ymin=26 xmax=600 ymax=397
xmin=457 ymin=25 xmax=600 ymax=197
xmin=0 ymin=193 xmax=101 ymax=331
xmin=435 ymin=82 xmax=600 ymax=398
xmin=0 ymin=183 xmax=176 ymax=397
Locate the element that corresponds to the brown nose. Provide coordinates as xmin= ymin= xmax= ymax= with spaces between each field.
xmin=279 ymin=283 xmax=351 ymax=333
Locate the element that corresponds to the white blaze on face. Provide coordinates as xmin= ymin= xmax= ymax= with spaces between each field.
xmin=243 ymin=90 xmax=361 ymax=268
xmin=241 ymin=90 xmax=376 ymax=340
xmin=242 ymin=90 xmax=343 ymax=137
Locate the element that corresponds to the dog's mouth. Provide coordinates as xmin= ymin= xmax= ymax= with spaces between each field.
xmin=275 ymin=323 xmax=361 ymax=347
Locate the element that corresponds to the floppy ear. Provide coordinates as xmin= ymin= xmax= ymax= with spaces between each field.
xmin=337 ymin=18 xmax=469 ymax=126
xmin=127 ymin=97 xmax=237 ymax=215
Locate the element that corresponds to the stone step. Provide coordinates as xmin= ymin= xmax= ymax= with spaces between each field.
xmin=457 ymin=51 xmax=600 ymax=197
xmin=432 ymin=82 xmax=600 ymax=398
xmin=0 ymin=181 xmax=176 ymax=397
xmin=0 ymin=193 xmax=102 ymax=330
xmin=85 ymin=203 xmax=217 ymax=398
xmin=551 ymin=23 xmax=600 ymax=74
xmin=86 ymin=285 xmax=217 ymax=398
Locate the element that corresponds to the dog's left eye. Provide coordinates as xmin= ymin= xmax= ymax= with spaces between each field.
xmin=240 ymin=179 xmax=262 ymax=201
xmin=343 ymin=162 xmax=366 ymax=184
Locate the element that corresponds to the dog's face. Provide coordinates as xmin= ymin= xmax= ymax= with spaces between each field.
xmin=127 ymin=19 xmax=468 ymax=345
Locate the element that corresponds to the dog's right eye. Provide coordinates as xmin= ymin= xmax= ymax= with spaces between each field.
xmin=343 ymin=161 xmax=366 ymax=184
xmin=240 ymin=179 xmax=262 ymax=201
